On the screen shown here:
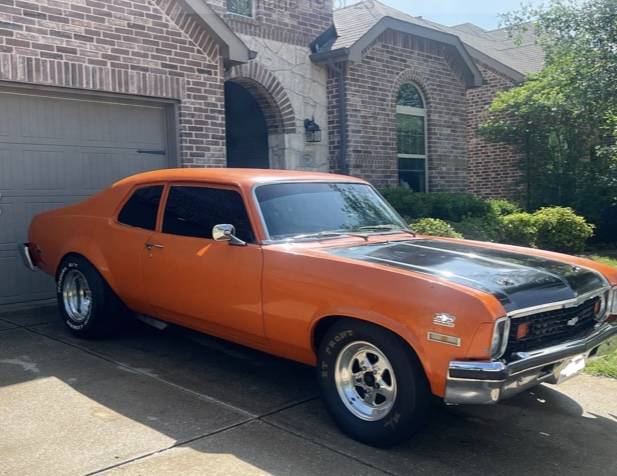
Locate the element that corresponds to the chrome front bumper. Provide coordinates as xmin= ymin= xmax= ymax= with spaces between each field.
xmin=19 ymin=243 xmax=37 ymax=271
xmin=445 ymin=323 xmax=617 ymax=405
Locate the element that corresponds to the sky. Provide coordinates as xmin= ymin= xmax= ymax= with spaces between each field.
xmin=337 ymin=0 xmax=546 ymax=30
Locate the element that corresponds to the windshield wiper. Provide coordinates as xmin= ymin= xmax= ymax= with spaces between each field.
xmin=355 ymin=225 xmax=416 ymax=237
xmin=286 ymin=226 xmax=415 ymax=242
xmin=287 ymin=231 xmax=369 ymax=242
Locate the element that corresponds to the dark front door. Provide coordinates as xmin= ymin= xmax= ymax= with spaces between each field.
xmin=225 ymin=81 xmax=270 ymax=169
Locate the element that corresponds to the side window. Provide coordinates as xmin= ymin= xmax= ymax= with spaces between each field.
xmin=162 ymin=186 xmax=255 ymax=242
xmin=118 ymin=185 xmax=163 ymax=230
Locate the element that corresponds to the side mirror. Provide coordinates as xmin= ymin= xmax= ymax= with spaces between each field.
xmin=212 ymin=224 xmax=247 ymax=246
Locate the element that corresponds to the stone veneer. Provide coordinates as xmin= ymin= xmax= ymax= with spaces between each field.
xmin=231 ymin=33 xmax=329 ymax=171
xmin=207 ymin=0 xmax=332 ymax=172
xmin=0 ymin=0 xmax=227 ymax=167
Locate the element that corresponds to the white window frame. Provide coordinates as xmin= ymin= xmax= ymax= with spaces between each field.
xmin=396 ymin=90 xmax=429 ymax=192
xmin=226 ymin=0 xmax=255 ymax=18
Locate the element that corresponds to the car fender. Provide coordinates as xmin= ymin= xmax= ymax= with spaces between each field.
xmin=57 ymin=236 xmax=118 ymax=294
xmin=309 ymin=306 xmax=433 ymax=382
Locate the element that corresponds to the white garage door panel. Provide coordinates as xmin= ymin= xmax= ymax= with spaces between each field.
xmin=0 ymin=90 xmax=171 ymax=305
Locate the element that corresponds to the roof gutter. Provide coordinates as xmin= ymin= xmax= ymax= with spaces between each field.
xmin=182 ymin=0 xmax=253 ymax=65
xmin=310 ymin=48 xmax=350 ymax=64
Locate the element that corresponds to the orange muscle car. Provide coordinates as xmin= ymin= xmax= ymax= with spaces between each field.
xmin=21 ymin=169 xmax=617 ymax=446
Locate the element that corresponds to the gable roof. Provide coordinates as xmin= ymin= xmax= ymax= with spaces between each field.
xmin=315 ymin=0 xmax=544 ymax=84
xmin=449 ymin=22 xmax=545 ymax=78
xmin=312 ymin=1 xmax=483 ymax=87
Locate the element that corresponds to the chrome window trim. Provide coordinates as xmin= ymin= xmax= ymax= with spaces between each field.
xmin=506 ymin=286 xmax=611 ymax=319
xmin=251 ymin=180 xmax=410 ymax=245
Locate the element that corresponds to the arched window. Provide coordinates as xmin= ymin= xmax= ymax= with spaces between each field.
xmin=396 ymin=83 xmax=427 ymax=191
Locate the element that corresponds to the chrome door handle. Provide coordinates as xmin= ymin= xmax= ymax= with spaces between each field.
xmin=145 ymin=243 xmax=165 ymax=250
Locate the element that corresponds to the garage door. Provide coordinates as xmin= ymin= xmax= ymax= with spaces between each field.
xmin=0 ymin=89 xmax=173 ymax=305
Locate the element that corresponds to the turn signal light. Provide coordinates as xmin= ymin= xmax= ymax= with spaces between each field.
xmin=516 ymin=322 xmax=530 ymax=340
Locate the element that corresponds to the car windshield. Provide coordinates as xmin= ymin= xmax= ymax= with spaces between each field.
xmin=255 ymin=182 xmax=409 ymax=241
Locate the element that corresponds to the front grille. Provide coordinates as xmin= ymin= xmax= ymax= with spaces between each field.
xmin=506 ymin=297 xmax=600 ymax=354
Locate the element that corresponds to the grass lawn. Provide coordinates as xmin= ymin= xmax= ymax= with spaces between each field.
xmin=584 ymin=253 xmax=617 ymax=378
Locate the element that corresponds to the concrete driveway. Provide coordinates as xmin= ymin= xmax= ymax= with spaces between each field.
xmin=1 ymin=304 xmax=616 ymax=476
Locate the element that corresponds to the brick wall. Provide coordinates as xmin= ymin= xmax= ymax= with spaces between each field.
xmin=466 ymin=62 xmax=523 ymax=199
xmin=341 ymin=30 xmax=469 ymax=191
xmin=327 ymin=60 xmax=343 ymax=173
xmin=207 ymin=0 xmax=333 ymax=46
xmin=0 ymin=0 xmax=227 ymax=167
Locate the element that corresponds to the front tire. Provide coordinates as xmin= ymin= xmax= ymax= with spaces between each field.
xmin=56 ymin=255 xmax=122 ymax=338
xmin=317 ymin=320 xmax=430 ymax=447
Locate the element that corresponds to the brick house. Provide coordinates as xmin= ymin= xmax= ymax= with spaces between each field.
xmin=0 ymin=0 xmax=542 ymax=305
xmin=313 ymin=1 xmax=544 ymax=195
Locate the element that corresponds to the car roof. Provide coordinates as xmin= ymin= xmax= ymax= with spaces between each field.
xmin=113 ymin=168 xmax=367 ymax=188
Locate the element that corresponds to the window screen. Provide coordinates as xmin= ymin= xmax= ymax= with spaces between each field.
xmin=118 ymin=185 xmax=163 ymax=230
xmin=163 ymin=186 xmax=254 ymax=242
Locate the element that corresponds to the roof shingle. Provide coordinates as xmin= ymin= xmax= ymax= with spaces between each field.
xmin=331 ymin=0 xmax=545 ymax=77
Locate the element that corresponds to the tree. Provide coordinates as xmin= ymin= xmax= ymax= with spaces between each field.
xmin=479 ymin=0 xmax=617 ymax=242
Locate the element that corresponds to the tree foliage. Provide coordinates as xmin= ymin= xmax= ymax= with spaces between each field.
xmin=479 ymin=0 xmax=617 ymax=242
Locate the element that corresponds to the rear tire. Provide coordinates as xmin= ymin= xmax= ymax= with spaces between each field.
xmin=317 ymin=320 xmax=430 ymax=447
xmin=56 ymin=255 xmax=123 ymax=338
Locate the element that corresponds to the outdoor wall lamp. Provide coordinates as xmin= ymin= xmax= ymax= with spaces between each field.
xmin=304 ymin=117 xmax=322 ymax=143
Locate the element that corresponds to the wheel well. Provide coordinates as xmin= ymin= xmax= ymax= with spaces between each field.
xmin=312 ymin=316 xmax=422 ymax=364
xmin=55 ymin=252 xmax=93 ymax=280
xmin=312 ymin=316 xmax=429 ymax=387
xmin=312 ymin=316 xmax=342 ymax=352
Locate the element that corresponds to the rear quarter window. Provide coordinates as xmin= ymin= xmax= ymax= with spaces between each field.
xmin=118 ymin=185 xmax=164 ymax=230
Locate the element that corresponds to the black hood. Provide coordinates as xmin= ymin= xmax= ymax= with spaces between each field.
xmin=326 ymin=239 xmax=606 ymax=313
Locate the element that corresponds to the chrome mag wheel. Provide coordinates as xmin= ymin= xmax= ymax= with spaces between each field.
xmin=334 ymin=341 xmax=397 ymax=421
xmin=62 ymin=269 xmax=93 ymax=323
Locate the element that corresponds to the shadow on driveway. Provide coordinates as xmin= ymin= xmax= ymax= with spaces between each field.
xmin=1 ymin=305 xmax=616 ymax=476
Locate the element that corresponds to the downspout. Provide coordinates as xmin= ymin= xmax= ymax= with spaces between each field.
xmin=327 ymin=59 xmax=349 ymax=175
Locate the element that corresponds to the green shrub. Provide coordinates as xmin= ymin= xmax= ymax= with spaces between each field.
xmin=533 ymin=207 xmax=595 ymax=253
xmin=451 ymin=216 xmax=501 ymax=242
xmin=411 ymin=218 xmax=463 ymax=239
xmin=380 ymin=187 xmax=431 ymax=220
xmin=500 ymin=212 xmax=538 ymax=247
xmin=499 ymin=207 xmax=594 ymax=252
xmin=428 ymin=192 xmax=491 ymax=221
xmin=488 ymin=199 xmax=520 ymax=217
xmin=381 ymin=188 xmax=490 ymax=222
xmin=381 ymin=188 xmax=595 ymax=252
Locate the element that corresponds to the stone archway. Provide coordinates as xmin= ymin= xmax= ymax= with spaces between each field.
xmin=225 ymin=63 xmax=296 ymax=169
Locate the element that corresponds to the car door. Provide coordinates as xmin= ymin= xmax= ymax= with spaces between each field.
xmin=141 ymin=183 xmax=265 ymax=340
xmin=104 ymin=184 xmax=164 ymax=313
